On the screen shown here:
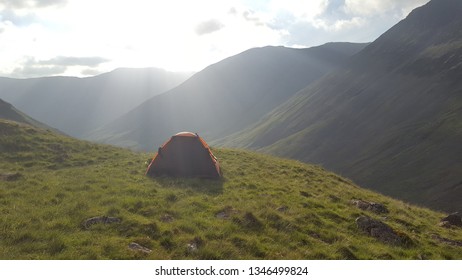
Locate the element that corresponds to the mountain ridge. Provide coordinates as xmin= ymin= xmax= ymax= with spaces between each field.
xmin=218 ymin=0 xmax=462 ymax=212
xmin=88 ymin=42 xmax=368 ymax=150
xmin=0 ymin=98 xmax=60 ymax=133
xmin=0 ymin=68 xmax=193 ymax=137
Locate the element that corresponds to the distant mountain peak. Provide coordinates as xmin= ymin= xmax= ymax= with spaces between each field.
xmin=404 ymin=0 xmax=462 ymax=30
xmin=358 ymin=0 xmax=462 ymax=72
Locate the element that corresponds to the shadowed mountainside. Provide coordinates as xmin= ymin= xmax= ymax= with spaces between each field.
xmin=0 ymin=98 xmax=59 ymax=133
xmin=219 ymin=0 xmax=462 ymax=213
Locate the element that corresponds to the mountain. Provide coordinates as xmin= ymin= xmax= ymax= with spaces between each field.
xmin=219 ymin=0 xmax=462 ymax=213
xmin=1 ymin=119 xmax=462 ymax=259
xmin=87 ymin=43 xmax=368 ymax=150
xmin=0 ymin=68 xmax=192 ymax=137
xmin=0 ymin=98 xmax=59 ymax=133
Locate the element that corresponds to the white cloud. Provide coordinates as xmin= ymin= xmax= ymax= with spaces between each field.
xmin=344 ymin=0 xmax=429 ymax=17
xmin=195 ymin=19 xmax=225 ymax=36
xmin=331 ymin=17 xmax=366 ymax=31
xmin=0 ymin=0 xmax=67 ymax=9
xmin=40 ymin=56 xmax=109 ymax=67
xmin=5 ymin=55 xmax=109 ymax=78
xmin=0 ymin=0 xmax=432 ymax=78
xmin=10 ymin=56 xmax=66 ymax=77
xmin=344 ymin=0 xmax=395 ymax=16
xmin=270 ymin=0 xmax=329 ymax=21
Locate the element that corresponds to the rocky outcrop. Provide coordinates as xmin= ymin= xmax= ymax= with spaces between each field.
xmin=439 ymin=213 xmax=462 ymax=227
xmin=351 ymin=199 xmax=389 ymax=214
xmin=356 ymin=216 xmax=412 ymax=246
xmin=431 ymin=234 xmax=462 ymax=247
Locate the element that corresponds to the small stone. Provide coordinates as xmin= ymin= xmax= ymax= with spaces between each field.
xmin=438 ymin=221 xmax=451 ymax=228
xmin=351 ymin=199 xmax=389 ymax=214
xmin=160 ymin=214 xmax=174 ymax=223
xmin=128 ymin=242 xmax=152 ymax=253
xmin=276 ymin=206 xmax=289 ymax=212
xmin=187 ymin=243 xmax=198 ymax=252
xmin=186 ymin=237 xmax=204 ymax=253
xmin=215 ymin=206 xmax=238 ymax=219
xmin=216 ymin=212 xmax=228 ymax=219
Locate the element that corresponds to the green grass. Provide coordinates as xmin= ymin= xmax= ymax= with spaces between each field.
xmin=1 ymin=119 xmax=461 ymax=259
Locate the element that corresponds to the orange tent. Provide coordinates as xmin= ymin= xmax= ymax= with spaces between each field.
xmin=146 ymin=132 xmax=222 ymax=179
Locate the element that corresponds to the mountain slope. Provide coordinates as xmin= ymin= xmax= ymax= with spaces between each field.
xmin=0 ymin=98 xmax=59 ymax=133
xmin=1 ymin=119 xmax=462 ymax=259
xmin=88 ymin=43 xmax=368 ymax=150
xmin=220 ymin=0 xmax=462 ymax=212
xmin=0 ymin=68 xmax=192 ymax=137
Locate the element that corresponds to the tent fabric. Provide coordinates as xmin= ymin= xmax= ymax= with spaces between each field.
xmin=146 ymin=132 xmax=222 ymax=179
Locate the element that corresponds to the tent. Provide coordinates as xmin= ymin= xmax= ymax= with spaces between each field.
xmin=145 ymin=132 xmax=222 ymax=179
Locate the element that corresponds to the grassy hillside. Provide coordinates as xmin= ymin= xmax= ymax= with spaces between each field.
xmin=218 ymin=0 xmax=462 ymax=213
xmin=1 ymin=119 xmax=461 ymax=260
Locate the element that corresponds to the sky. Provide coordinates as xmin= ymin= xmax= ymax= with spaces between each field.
xmin=0 ymin=0 xmax=430 ymax=78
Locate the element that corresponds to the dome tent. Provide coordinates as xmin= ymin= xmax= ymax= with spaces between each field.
xmin=145 ymin=132 xmax=222 ymax=179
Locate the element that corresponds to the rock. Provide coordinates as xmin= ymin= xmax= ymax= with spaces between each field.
xmin=0 ymin=172 xmax=22 ymax=181
xmin=215 ymin=212 xmax=228 ymax=219
xmin=431 ymin=234 xmax=462 ymax=247
xmin=336 ymin=247 xmax=357 ymax=260
xmin=438 ymin=221 xmax=452 ymax=228
xmin=215 ymin=206 xmax=238 ymax=219
xmin=368 ymin=203 xmax=389 ymax=214
xmin=187 ymin=242 xmax=198 ymax=252
xmin=128 ymin=242 xmax=152 ymax=253
xmin=276 ymin=205 xmax=289 ymax=212
xmin=440 ymin=213 xmax=462 ymax=227
xmin=356 ymin=216 xmax=412 ymax=246
xmin=83 ymin=216 xmax=121 ymax=229
xmin=352 ymin=199 xmax=370 ymax=210
xmin=299 ymin=191 xmax=311 ymax=197
xmin=186 ymin=237 xmax=204 ymax=253
xmin=160 ymin=214 xmax=174 ymax=223
xmin=351 ymin=199 xmax=389 ymax=214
